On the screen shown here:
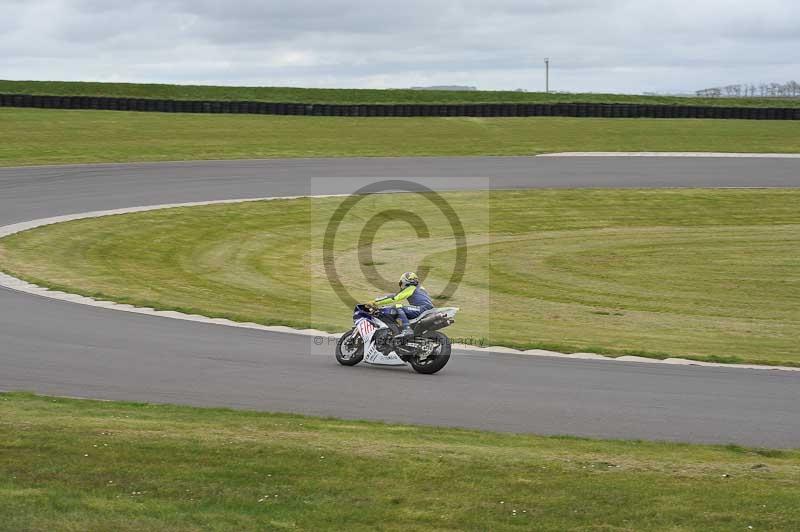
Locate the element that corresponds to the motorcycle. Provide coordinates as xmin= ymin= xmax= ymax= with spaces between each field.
xmin=335 ymin=302 xmax=459 ymax=374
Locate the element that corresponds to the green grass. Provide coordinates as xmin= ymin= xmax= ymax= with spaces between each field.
xmin=4 ymin=79 xmax=800 ymax=108
xmin=1 ymin=392 xmax=798 ymax=531
xmin=2 ymin=108 xmax=800 ymax=166
xmin=2 ymin=189 xmax=798 ymax=366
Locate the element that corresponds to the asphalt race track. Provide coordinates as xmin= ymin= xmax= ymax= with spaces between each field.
xmin=1 ymin=156 xmax=799 ymax=447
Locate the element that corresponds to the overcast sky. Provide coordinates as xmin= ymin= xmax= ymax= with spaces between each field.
xmin=2 ymin=0 xmax=799 ymax=93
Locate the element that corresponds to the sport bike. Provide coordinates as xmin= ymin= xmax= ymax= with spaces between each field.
xmin=335 ymin=303 xmax=459 ymax=374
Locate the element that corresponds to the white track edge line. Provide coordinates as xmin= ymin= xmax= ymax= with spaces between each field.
xmin=0 ymin=196 xmax=797 ymax=373
xmin=538 ymin=152 xmax=800 ymax=158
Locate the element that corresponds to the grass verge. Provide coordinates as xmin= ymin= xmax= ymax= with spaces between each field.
xmin=1 ymin=392 xmax=798 ymax=531
xmin=1 ymin=189 xmax=798 ymax=366
xmin=4 ymin=79 xmax=800 ymax=107
xmin=2 ymin=108 xmax=800 ymax=166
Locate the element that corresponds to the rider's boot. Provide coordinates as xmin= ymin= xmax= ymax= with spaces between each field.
xmin=395 ymin=308 xmax=414 ymax=339
xmin=396 ymin=326 xmax=414 ymax=340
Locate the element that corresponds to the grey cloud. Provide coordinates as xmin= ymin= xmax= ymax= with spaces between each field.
xmin=1 ymin=0 xmax=799 ymax=93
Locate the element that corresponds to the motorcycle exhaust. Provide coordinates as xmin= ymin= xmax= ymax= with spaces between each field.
xmin=413 ymin=313 xmax=453 ymax=334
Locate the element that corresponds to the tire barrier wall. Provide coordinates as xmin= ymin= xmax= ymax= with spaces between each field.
xmin=2 ymin=94 xmax=799 ymax=119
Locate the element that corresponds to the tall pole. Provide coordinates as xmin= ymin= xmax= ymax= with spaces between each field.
xmin=544 ymin=58 xmax=550 ymax=93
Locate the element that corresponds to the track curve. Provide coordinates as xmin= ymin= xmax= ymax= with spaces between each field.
xmin=1 ymin=156 xmax=799 ymax=447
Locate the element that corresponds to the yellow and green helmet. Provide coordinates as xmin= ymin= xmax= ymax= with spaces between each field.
xmin=399 ymin=271 xmax=420 ymax=288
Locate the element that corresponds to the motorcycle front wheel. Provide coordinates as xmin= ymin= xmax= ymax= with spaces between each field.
xmin=335 ymin=328 xmax=364 ymax=366
xmin=409 ymin=331 xmax=451 ymax=374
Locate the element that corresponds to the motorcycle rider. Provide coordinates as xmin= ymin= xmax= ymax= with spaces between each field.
xmin=371 ymin=272 xmax=433 ymax=339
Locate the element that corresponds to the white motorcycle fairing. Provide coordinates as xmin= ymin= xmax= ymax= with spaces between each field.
xmin=355 ymin=317 xmax=406 ymax=366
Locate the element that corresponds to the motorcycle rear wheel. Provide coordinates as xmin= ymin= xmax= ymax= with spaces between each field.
xmin=409 ymin=331 xmax=451 ymax=374
xmin=335 ymin=328 xmax=364 ymax=366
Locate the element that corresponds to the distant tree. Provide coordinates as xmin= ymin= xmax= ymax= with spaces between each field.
xmin=696 ymin=81 xmax=799 ymax=99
